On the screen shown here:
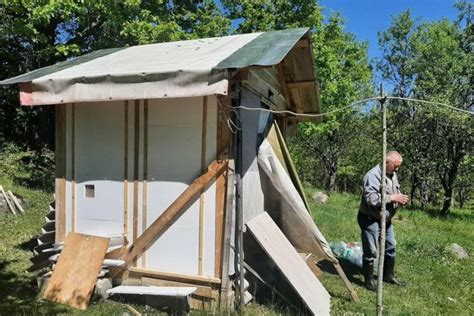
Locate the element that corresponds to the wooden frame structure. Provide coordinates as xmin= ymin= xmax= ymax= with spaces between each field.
xmin=51 ymin=41 xmax=358 ymax=309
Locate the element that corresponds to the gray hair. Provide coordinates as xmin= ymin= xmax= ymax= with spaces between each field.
xmin=387 ymin=151 xmax=403 ymax=162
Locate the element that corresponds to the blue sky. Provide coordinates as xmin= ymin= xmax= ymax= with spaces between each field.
xmin=319 ymin=0 xmax=459 ymax=59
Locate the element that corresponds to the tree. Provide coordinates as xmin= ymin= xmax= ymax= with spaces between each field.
xmin=378 ymin=3 xmax=473 ymax=215
xmin=223 ymin=0 xmax=323 ymax=33
xmin=0 ymin=1 xmax=230 ymax=152
xmin=297 ymin=14 xmax=373 ymax=193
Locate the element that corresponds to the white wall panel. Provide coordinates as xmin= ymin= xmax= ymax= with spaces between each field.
xmin=145 ymin=96 xmax=217 ymax=276
xmin=74 ymin=101 xmax=124 ymax=237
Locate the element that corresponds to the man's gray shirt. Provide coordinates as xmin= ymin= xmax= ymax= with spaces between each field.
xmin=359 ymin=164 xmax=401 ymax=220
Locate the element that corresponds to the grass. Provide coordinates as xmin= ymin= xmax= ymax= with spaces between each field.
xmin=307 ymin=187 xmax=474 ymax=315
xmin=1 ymin=174 xmax=472 ymax=315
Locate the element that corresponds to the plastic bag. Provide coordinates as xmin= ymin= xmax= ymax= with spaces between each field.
xmin=330 ymin=241 xmax=363 ymax=268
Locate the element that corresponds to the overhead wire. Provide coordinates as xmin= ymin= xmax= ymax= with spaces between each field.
xmin=217 ymin=94 xmax=473 ymax=121
xmin=386 ymin=96 xmax=473 ymax=115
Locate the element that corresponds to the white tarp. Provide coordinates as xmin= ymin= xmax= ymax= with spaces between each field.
xmin=20 ymin=33 xmax=260 ymax=105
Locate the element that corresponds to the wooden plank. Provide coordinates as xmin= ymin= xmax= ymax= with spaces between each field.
xmin=55 ymin=104 xmax=67 ymax=242
xmin=38 ymin=231 xmax=56 ymax=244
xmin=8 ymin=191 xmax=25 ymax=214
xmin=246 ymin=213 xmax=330 ymax=316
xmin=43 ymin=233 xmax=110 ymax=310
xmin=334 ymin=262 xmax=360 ymax=303
xmin=125 ymin=304 xmax=142 ymax=316
xmin=71 ymin=103 xmax=76 ymax=232
xmin=42 ymin=220 xmax=56 ymax=233
xmin=277 ymin=64 xmax=294 ymax=111
xmin=287 ymin=80 xmax=314 ymax=89
xmin=215 ymin=95 xmax=230 ymax=279
xmin=244 ymin=69 xmax=287 ymax=110
xmin=219 ymin=160 xmax=235 ymax=307
xmin=129 ymin=267 xmax=221 ymax=286
xmin=142 ymin=100 xmax=148 ymax=268
xmin=0 ymin=186 xmax=16 ymax=215
xmin=274 ymin=122 xmax=311 ymax=211
xmin=124 ymin=101 xmax=129 ymax=239
xmin=133 ymin=100 xmax=140 ymax=264
xmin=198 ymin=96 xmax=207 ymax=275
xmin=116 ymin=160 xmax=228 ymax=271
xmin=105 ymin=246 xmax=128 ymax=260
xmin=141 ymin=277 xmax=214 ymax=298
xmin=294 ymin=38 xmax=310 ymax=48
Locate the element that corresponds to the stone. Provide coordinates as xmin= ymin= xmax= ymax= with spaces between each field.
xmin=95 ymin=278 xmax=113 ymax=299
xmin=447 ymin=243 xmax=469 ymax=260
xmin=312 ymin=191 xmax=329 ymax=204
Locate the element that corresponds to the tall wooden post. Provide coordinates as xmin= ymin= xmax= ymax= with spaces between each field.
xmin=234 ymin=98 xmax=245 ymax=311
xmin=376 ymin=84 xmax=387 ymax=315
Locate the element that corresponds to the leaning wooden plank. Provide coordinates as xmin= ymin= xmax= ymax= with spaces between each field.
xmin=37 ymin=231 xmax=55 ymax=245
xmin=43 ymin=232 xmax=110 ymax=310
xmin=42 ymin=220 xmax=56 ymax=233
xmin=33 ymin=242 xmax=55 ymax=255
xmin=46 ymin=210 xmax=55 ymax=222
xmin=246 ymin=213 xmax=330 ymax=316
xmin=0 ymin=186 xmax=16 ymax=215
xmin=8 ymin=191 xmax=25 ymax=214
xmin=117 ymin=160 xmax=228 ymax=270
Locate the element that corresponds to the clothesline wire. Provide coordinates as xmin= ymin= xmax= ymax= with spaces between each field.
xmin=218 ymin=95 xmax=473 ymax=118
xmin=386 ymin=96 xmax=473 ymax=115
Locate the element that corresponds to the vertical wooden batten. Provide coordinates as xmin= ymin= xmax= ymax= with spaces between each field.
xmin=215 ymin=95 xmax=230 ymax=278
xmin=132 ymin=100 xmax=140 ymax=267
xmin=142 ymin=100 xmax=149 ymax=268
xmin=198 ymin=96 xmax=208 ymax=275
xmin=123 ymin=101 xmax=129 ymax=239
xmin=71 ymin=103 xmax=76 ymax=233
xmin=55 ymin=104 xmax=67 ymax=242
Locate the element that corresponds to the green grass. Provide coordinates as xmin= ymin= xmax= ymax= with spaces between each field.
xmin=1 ymin=175 xmax=472 ymax=315
xmin=0 ymin=175 xmax=132 ymax=315
xmin=307 ymin=187 xmax=474 ymax=315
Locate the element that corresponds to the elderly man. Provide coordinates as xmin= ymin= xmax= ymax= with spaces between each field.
xmin=358 ymin=151 xmax=409 ymax=291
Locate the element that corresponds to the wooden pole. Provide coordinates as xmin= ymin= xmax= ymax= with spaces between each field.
xmin=0 ymin=186 xmax=16 ymax=215
xmin=376 ymin=84 xmax=387 ymax=315
xmin=236 ymin=106 xmax=245 ymax=310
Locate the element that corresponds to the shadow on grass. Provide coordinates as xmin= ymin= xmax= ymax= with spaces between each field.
xmin=0 ymin=259 xmax=68 ymax=314
xmin=318 ymin=259 xmax=365 ymax=298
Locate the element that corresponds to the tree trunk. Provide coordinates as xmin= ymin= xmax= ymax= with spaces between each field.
xmin=409 ymin=173 xmax=418 ymax=207
xmin=327 ymin=161 xmax=338 ymax=193
xmin=440 ymin=187 xmax=453 ymax=217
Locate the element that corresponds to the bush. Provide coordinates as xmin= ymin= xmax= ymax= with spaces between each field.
xmin=0 ymin=143 xmax=54 ymax=191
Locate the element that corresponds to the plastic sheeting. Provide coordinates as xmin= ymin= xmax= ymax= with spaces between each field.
xmin=258 ymin=140 xmax=337 ymax=262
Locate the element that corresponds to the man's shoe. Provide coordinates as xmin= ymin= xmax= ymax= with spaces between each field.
xmin=383 ymin=256 xmax=407 ymax=287
xmin=363 ymin=261 xmax=377 ymax=292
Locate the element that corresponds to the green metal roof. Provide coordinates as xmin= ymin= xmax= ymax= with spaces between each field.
xmin=214 ymin=27 xmax=309 ymax=69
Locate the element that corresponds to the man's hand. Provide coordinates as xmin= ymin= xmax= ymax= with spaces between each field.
xmin=391 ymin=193 xmax=409 ymax=205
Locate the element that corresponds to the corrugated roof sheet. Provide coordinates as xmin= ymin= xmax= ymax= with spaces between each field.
xmin=215 ymin=28 xmax=308 ymax=69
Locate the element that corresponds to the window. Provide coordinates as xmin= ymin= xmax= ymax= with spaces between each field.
xmin=85 ymin=184 xmax=95 ymax=198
